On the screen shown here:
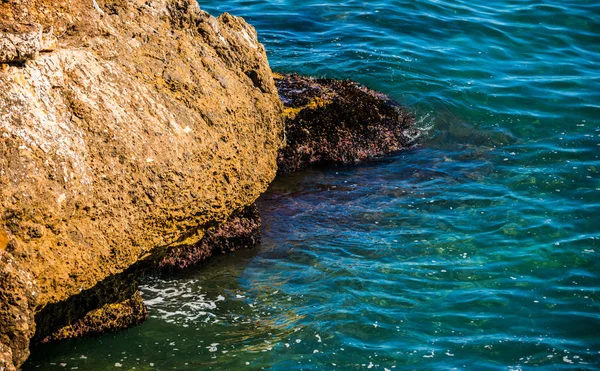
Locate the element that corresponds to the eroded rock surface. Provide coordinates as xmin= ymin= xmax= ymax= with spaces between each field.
xmin=275 ymin=73 xmax=417 ymax=174
xmin=160 ymin=204 xmax=262 ymax=270
xmin=0 ymin=23 xmax=42 ymax=64
xmin=38 ymin=291 xmax=148 ymax=344
xmin=0 ymin=0 xmax=283 ymax=368
xmin=0 ymin=253 xmax=37 ymax=369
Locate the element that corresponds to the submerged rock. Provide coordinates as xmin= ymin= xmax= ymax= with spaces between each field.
xmin=0 ymin=0 xmax=283 ymax=368
xmin=275 ymin=73 xmax=417 ymax=174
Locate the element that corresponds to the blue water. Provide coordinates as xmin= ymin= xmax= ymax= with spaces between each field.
xmin=25 ymin=0 xmax=600 ymax=370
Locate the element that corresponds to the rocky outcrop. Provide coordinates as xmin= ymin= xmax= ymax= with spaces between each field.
xmin=0 ymin=0 xmax=283 ymax=369
xmin=275 ymin=73 xmax=417 ymax=174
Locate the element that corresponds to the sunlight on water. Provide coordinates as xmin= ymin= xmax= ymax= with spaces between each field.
xmin=25 ymin=0 xmax=599 ymax=370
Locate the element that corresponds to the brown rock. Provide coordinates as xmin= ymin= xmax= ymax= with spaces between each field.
xmin=0 ymin=343 xmax=15 ymax=371
xmin=40 ymin=27 xmax=57 ymax=52
xmin=0 ymin=253 xmax=37 ymax=369
xmin=0 ymin=0 xmax=283 ymax=369
xmin=0 ymin=230 xmax=7 ymax=251
xmin=31 ymin=266 xmax=144 ymax=347
xmin=39 ymin=291 xmax=148 ymax=343
xmin=0 ymin=22 xmax=42 ymax=63
xmin=160 ymin=204 xmax=262 ymax=270
xmin=28 ymin=204 xmax=259 ymax=348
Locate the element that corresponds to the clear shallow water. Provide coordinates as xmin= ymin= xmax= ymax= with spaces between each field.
xmin=25 ymin=0 xmax=600 ymax=370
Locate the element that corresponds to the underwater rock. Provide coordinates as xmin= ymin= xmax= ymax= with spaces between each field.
xmin=275 ymin=73 xmax=417 ymax=174
xmin=430 ymin=120 xmax=516 ymax=148
xmin=0 ymin=0 xmax=283 ymax=368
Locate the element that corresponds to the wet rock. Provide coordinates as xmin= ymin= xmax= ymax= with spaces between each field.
xmin=275 ymin=73 xmax=417 ymax=174
xmin=39 ymin=291 xmax=147 ymax=343
xmin=159 ymin=204 xmax=261 ymax=270
xmin=31 ymin=268 xmax=144 ymax=347
xmin=0 ymin=23 xmax=42 ymax=63
xmin=29 ymin=204 xmax=259 ymax=347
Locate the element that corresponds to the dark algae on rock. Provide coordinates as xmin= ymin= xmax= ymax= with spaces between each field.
xmin=159 ymin=204 xmax=262 ymax=270
xmin=275 ymin=73 xmax=417 ymax=174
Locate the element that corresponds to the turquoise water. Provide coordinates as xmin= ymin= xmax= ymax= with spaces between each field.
xmin=25 ymin=0 xmax=600 ymax=370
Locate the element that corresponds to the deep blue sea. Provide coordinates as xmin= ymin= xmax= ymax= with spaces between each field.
xmin=25 ymin=0 xmax=600 ymax=370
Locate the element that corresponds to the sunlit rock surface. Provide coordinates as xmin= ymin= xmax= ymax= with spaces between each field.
xmin=0 ymin=0 xmax=283 ymax=368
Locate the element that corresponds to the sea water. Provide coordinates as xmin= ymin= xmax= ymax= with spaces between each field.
xmin=25 ymin=0 xmax=599 ymax=369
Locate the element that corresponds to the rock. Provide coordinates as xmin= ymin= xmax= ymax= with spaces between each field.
xmin=0 ymin=253 xmax=37 ymax=368
xmin=40 ymin=27 xmax=57 ymax=52
xmin=0 ymin=342 xmax=15 ymax=371
xmin=0 ymin=0 xmax=283 ymax=369
xmin=0 ymin=23 xmax=42 ymax=63
xmin=274 ymin=73 xmax=417 ymax=174
xmin=31 ymin=267 xmax=144 ymax=347
xmin=159 ymin=204 xmax=261 ymax=270
xmin=39 ymin=291 xmax=148 ymax=343
xmin=0 ymin=230 xmax=7 ymax=251
xmin=28 ymin=203 xmax=259 ymax=347
xmin=429 ymin=119 xmax=516 ymax=148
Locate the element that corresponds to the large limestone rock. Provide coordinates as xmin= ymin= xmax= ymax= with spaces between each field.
xmin=0 ymin=0 xmax=283 ymax=369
